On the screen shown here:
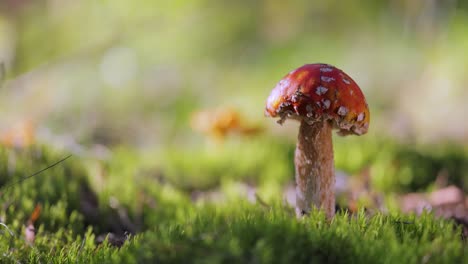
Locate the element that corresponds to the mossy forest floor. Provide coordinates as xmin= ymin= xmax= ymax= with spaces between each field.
xmin=0 ymin=136 xmax=466 ymax=263
xmin=1 ymin=3 xmax=468 ymax=262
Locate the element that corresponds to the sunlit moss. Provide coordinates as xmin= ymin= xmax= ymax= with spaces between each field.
xmin=0 ymin=140 xmax=466 ymax=262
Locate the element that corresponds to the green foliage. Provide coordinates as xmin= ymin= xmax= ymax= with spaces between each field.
xmin=159 ymin=138 xmax=294 ymax=191
xmin=1 ymin=205 xmax=465 ymax=263
xmin=0 ymin=142 xmax=466 ymax=263
xmin=334 ymin=137 xmax=468 ymax=193
xmin=153 ymin=136 xmax=468 ymax=196
xmin=0 ymin=146 xmax=89 ymax=233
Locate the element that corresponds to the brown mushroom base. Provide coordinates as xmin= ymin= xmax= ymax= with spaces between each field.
xmin=295 ymin=120 xmax=335 ymax=218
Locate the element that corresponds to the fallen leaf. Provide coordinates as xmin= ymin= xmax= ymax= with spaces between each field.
xmin=400 ymin=193 xmax=431 ymax=214
xmin=429 ymin=185 xmax=464 ymax=207
xmin=30 ymin=204 xmax=41 ymax=223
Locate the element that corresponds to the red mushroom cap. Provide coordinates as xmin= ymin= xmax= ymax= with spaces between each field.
xmin=265 ymin=63 xmax=370 ymax=135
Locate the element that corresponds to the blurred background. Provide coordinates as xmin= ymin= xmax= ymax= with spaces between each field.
xmin=1 ymin=0 xmax=467 ymax=145
xmin=0 ymin=0 xmax=467 ymax=212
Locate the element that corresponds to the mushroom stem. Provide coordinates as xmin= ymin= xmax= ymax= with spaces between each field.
xmin=295 ymin=120 xmax=335 ymax=218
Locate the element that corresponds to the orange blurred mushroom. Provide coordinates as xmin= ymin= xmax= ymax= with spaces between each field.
xmin=0 ymin=120 xmax=36 ymax=148
xmin=191 ymin=108 xmax=262 ymax=141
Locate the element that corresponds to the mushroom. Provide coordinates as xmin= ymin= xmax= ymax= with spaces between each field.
xmin=0 ymin=119 xmax=35 ymax=148
xmin=191 ymin=107 xmax=263 ymax=142
xmin=265 ymin=64 xmax=370 ymax=218
xmin=190 ymin=108 xmax=241 ymax=141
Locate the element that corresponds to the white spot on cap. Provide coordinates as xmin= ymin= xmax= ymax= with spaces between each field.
xmin=315 ymin=86 xmax=328 ymax=95
xmin=322 ymin=99 xmax=331 ymax=109
xmin=279 ymin=79 xmax=291 ymax=87
xmin=357 ymin=112 xmax=364 ymax=122
xmin=320 ymin=67 xmax=333 ymax=73
xmin=266 ymin=86 xmax=282 ymax=108
xmin=342 ymin=78 xmax=351 ymax=85
xmin=321 ymin=76 xmax=335 ymax=83
xmin=337 ymin=106 xmax=348 ymax=116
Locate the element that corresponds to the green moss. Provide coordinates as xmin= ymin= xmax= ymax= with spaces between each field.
xmin=334 ymin=137 xmax=468 ymax=193
xmin=0 ymin=146 xmax=89 ymax=233
xmin=95 ymin=207 xmax=468 ymax=264
xmin=0 ymin=143 xmax=466 ymax=263
xmin=2 ymin=206 xmax=464 ymax=264
xmin=155 ymin=138 xmax=295 ymax=191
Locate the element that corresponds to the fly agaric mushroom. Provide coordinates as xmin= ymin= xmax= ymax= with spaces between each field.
xmin=265 ymin=63 xmax=370 ymax=218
